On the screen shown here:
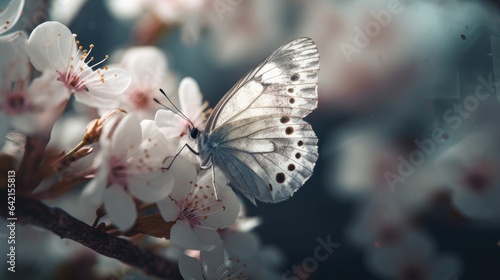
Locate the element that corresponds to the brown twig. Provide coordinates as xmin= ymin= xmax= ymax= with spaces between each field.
xmin=0 ymin=194 xmax=182 ymax=280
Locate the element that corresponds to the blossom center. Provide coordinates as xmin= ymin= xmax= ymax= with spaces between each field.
xmin=178 ymin=181 xmax=225 ymax=227
xmin=108 ymin=156 xmax=128 ymax=186
xmin=50 ymin=33 xmax=111 ymax=93
xmin=3 ymin=90 xmax=30 ymax=115
xmin=462 ymin=160 xmax=494 ymax=194
xmin=130 ymin=90 xmax=151 ymax=110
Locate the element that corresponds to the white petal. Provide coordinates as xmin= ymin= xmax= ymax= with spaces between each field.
xmin=194 ymin=227 xmax=222 ymax=249
xmin=0 ymin=112 xmax=8 ymax=147
xmin=171 ymin=220 xmax=215 ymax=251
xmin=104 ymin=185 xmax=137 ymax=230
xmin=28 ymin=71 xmax=70 ymax=107
xmin=111 ymin=113 xmax=142 ymax=156
xmin=155 ymin=109 xmax=185 ymax=139
xmin=128 ymin=172 xmax=174 ymax=203
xmin=168 ymin=156 xmax=198 ymax=200
xmin=120 ymin=46 xmax=169 ymax=87
xmin=73 ymin=90 xmax=120 ymax=108
xmin=49 ymin=0 xmax=86 ymax=26
xmin=133 ymin=119 xmax=176 ymax=165
xmin=201 ymin=185 xmax=240 ymax=229
xmin=10 ymin=113 xmax=38 ymax=134
xmin=224 ymin=231 xmax=260 ymax=260
xmin=81 ymin=164 xmax=108 ymax=206
xmin=157 ymin=197 xmax=180 ymax=222
xmin=200 ymin=245 xmax=225 ymax=279
xmin=0 ymin=0 xmax=25 ymax=35
xmin=178 ymin=254 xmax=204 ymax=280
xmin=0 ymin=31 xmax=30 ymax=83
xmin=26 ymin=21 xmax=77 ymax=72
xmin=85 ymin=68 xmax=131 ymax=97
xmin=178 ymin=77 xmax=202 ymax=117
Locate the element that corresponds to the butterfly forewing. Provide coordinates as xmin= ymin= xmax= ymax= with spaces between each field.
xmin=205 ymin=37 xmax=319 ymax=132
xmin=201 ymin=37 xmax=319 ymax=204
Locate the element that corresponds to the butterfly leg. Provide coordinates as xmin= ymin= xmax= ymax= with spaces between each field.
xmin=162 ymin=143 xmax=199 ymax=170
xmin=211 ymin=164 xmax=221 ymax=202
xmin=199 ymin=156 xmax=221 ymax=201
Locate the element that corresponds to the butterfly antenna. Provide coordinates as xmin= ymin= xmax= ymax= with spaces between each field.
xmin=154 ymin=88 xmax=196 ymax=128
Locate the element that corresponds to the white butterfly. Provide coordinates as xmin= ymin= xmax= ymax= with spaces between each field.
xmin=169 ymin=37 xmax=319 ymax=204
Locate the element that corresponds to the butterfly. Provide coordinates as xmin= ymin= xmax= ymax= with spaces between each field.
xmin=163 ymin=37 xmax=319 ymax=204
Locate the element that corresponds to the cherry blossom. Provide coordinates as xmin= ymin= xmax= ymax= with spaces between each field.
xmin=104 ymin=46 xmax=177 ymax=120
xmin=82 ymin=113 xmax=175 ymax=230
xmin=367 ymin=230 xmax=461 ymax=280
xmin=0 ymin=31 xmax=68 ymax=134
xmin=25 ymin=21 xmax=131 ymax=109
xmin=155 ymin=76 xmax=210 ymax=163
xmin=436 ymin=129 xmax=500 ymax=220
xmin=157 ymin=157 xmax=240 ymax=251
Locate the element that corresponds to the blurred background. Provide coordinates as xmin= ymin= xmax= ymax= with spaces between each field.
xmin=1 ymin=0 xmax=500 ymax=279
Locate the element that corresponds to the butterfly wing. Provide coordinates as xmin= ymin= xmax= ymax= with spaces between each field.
xmin=205 ymin=37 xmax=319 ymax=204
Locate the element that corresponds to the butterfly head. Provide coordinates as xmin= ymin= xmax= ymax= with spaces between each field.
xmin=188 ymin=125 xmax=200 ymax=140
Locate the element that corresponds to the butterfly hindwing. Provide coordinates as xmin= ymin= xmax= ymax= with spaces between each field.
xmin=202 ymin=37 xmax=319 ymax=203
xmin=219 ymin=116 xmax=318 ymax=203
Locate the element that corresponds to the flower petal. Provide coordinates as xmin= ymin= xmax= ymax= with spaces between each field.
xmin=29 ymin=71 xmax=70 ymax=108
xmin=157 ymin=196 xmax=180 ymax=222
xmin=194 ymin=227 xmax=223 ymax=249
xmin=200 ymin=245 xmax=226 ymax=279
xmin=178 ymin=254 xmax=204 ymax=280
xmin=73 ymin=90 xmax=120 ymax=109
xmin=121 ymin=46 xmax=169 ymax=87
xmin=104 ymin=185 xmax=137 ymax=230
xmin=0 ymin=31 xmax=30 ymax=83
xmin=197 ymin=175 xmax=240 ymax=229
xmin=26 ymin=21 xmax=77 ymax=72
xmin=111 ymin=113 xmax=142 ymax=156
xmin=171 ymin=220 xmax=215 ymax=251
xmin=85 ymin=68 xmax=131 ymax=97
xmin=224 ymin=231 xmax=260 ymax=260
xmin=178 ymin=77 xmax=202 ymax=117
xmin=155 ymin=109 xmax=185 ymax=139
xmin=128 ymin=172 xmax=174 ymax=203
xmin=0 ymin=0 xmax=25 ymax=35
xmin=168 ymin=156 xmax=198 ymax=201
xmin=81 ymin=163 xmax=108 ymax=206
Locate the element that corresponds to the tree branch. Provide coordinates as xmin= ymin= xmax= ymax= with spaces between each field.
xmin=0 ymin=194 xmax=182 ymax=280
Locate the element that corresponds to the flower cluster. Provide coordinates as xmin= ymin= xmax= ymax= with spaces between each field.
xmin=0 ymin=1 xmax=285 ymax=278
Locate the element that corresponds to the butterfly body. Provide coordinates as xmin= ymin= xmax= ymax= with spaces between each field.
xmin=194 ymin=37 xmax=319 ymax=204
